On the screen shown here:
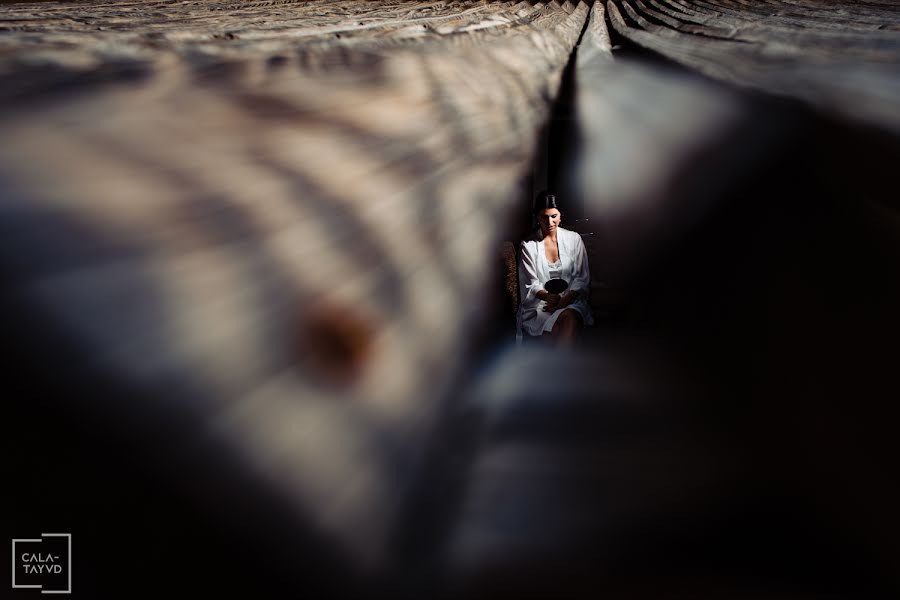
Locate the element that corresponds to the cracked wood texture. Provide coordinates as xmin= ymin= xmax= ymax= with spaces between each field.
xmin=607 ymin=0 xmax=900 ymax=131
xmin=1 ymin=0 xmax=589 ymax=572
xmin=4 ymin=1 xmax=900 ymax=598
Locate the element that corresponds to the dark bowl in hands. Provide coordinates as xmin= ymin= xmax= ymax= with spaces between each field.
xmin=545 ymin=278 xmax=568 ymax=295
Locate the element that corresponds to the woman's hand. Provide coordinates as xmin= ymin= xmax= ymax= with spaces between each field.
xmin=558 ymin=290 xmax=577 ymax=309
xmin=542 ymin=292 xmax=561 ymax=312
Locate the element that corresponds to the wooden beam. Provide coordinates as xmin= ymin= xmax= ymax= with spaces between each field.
xmin=606 ymin=0 xmax=900 ymax=132
xmin=0 ymin=0 xmax=590 ymax=566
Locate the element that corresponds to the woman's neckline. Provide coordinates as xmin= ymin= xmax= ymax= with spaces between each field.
xmin=543 ymin=235 xmax=560 ymax=263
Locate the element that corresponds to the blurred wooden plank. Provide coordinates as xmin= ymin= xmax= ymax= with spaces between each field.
xmin=606 ymin=0 xmax=900 ymax=132
xmin=0 ymin=0 xmax=590 ymax=566
xmin=572 ymin=1 xmax=794 ymax=282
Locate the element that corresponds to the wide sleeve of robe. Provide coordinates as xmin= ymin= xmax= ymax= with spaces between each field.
xmin=518 ymin=238 xmax=543 ymax=309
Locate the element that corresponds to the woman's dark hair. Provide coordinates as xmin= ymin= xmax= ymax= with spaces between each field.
xmin=532 ymin=190 xmax=561 ymax=233
xmin=533 ymin=189 xmax=561 ymax=214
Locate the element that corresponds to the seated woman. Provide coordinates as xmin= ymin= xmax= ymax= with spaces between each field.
xmin=518 ymin=191 xmax=593 ymax=346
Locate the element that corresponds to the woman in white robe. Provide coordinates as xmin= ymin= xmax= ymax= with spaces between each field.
xmin=517 ymin=193 xmax=593 ymax=345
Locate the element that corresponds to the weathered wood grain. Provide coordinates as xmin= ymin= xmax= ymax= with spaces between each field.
xmin=0 ymin=0 xmax=590 ymax=568
xmin=5 ymin=2 xmax=900 ymax=595
xmin=607 ymin=0 xmax=900 ymax=131
xmin=572 ymin=1 xmax=793 ymax=281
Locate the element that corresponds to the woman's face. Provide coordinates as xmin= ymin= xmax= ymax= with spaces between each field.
xmin=538 ymin=208 xmax=561 ymax=235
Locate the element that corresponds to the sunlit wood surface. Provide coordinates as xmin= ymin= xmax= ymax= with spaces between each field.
xmin=0 ymin=0 xmax=589 ymax=566
xmin=606 ymin=0 xmax=900 ymax=131
xmin=3 ymin=1 xmax=900 ymax=596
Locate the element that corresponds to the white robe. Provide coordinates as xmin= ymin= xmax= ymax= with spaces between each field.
xmin=517 ymin=227 xmax=594 ymax=337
